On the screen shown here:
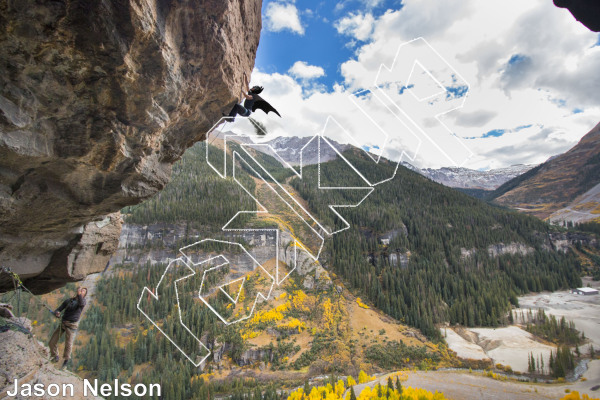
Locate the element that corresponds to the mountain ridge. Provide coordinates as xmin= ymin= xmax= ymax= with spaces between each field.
xmin=122 ymin=141 xmax=582 ymax=340
xmin=233 ymin=134 xmax=535 ymax=190
xmin=488 ymin=122 xmax=600 ymax=219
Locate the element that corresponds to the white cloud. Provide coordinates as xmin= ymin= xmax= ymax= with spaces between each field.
xmin=252 ymin=0 xmax=600 ymax=169
xmin=335 ymin=12 xmax=375 ymax=41
xmin=363 ymin=0 xmax=384 ymax=7
xmin=264 ymin=2 xmax=304 ymax=35
xmin=375 ymin=0 xmax=475 ymax=40
xmin=288 ymin=61 xmax=325 ymax=80
xmin=454 ymin=110 xmax=497 ymax=128
xmin=335 ymin=0 xmax=384 ymax=12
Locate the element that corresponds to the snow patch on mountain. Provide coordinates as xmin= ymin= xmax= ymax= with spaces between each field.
xmin=229 ymin=135 xmax=535 ymax=190
xmin=418 ymin=165 xmax=536 ymax=190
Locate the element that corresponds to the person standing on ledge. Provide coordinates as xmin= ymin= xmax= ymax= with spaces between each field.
xmin=49 ymin=286 xmax=87 ymax=369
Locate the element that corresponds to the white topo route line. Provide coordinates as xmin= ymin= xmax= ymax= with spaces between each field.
xmin=137 ymin=38 xmax=473 ymax=364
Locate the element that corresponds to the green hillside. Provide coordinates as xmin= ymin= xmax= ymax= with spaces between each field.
xmin=3 ymin=141 xmax=582 ymax=400
xmin=290 ymin=148 xmax=581 ymax=338
xmin=121 ymin=142 xmax=257 ymax=229
xmin=122 ymin=142 xmax=581 ymax=340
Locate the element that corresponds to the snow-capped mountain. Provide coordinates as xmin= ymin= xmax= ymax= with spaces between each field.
xmin=230 ymin=135 xmax=350 ymax=166
xmin=417 ymin=165 xmax=536 ymax=190
xmin=260 ymin=135 xmax=350 ymax=166
xmin=230 ymin=135 xmax=534 ymax=190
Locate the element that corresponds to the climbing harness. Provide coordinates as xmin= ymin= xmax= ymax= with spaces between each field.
xmin=0 ymin=266 xmax=57 ymax=317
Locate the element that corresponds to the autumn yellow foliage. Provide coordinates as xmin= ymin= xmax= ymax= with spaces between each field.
xmin=240 ymin=301 xmax=291 ymax=338
xmin=278 ymin=318 xmax=306 ymax=332
xmin=286 ymin=372 xmax=447 ymax=400
xmin=356 ymin=298 xmax=370 ymax=309
xmin=191 ymin=372 xmax=213 ymax=384
xmin=358 ymin=370 xmax=374 ymax=384
xmin=291 ymin=290 xmax=314 ymax=313
xmin=485 ymin=370 xmax=507 ymax=381
xmin=355 ymin=386 xmax=447 ymax=400
xmin=247 ymin=301 xmax=290 ymax=326
xmin=560 ymin=392 xmax=600 ymax=400
xmin=321 ymin=298 xmax=344 ymax=331
xmin=241 ymin=330 xmax=260 ymax=340
xmin=322 ymin=298 xmax=335 ymax=330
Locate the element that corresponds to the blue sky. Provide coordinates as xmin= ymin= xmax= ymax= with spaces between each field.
xmin=256 ymin=0 xmax=402 ymax=89
xmin=248 ymin=0 xmax=600 ymax=170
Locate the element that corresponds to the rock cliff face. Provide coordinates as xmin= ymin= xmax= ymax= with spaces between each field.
xmin=487 ymin=242 xmax=534 ymax=258
xmin=0 ymin=0 xmax=262 ymax=293
xmin=111 ymin=222 xmax=326 ymax=283
xmin=0 ymin=317 xmax=103 ymax=400
xmin=554 ymin=0 xmax=600 ymax=32
xmin=548 ymin=231 xmax=598 ymax=253
xmin=459 ymin=242 xmax=536 ymax=259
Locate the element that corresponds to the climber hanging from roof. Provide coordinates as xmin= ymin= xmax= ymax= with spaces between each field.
xmin=225 ymin=72 xmax=281 ymax=120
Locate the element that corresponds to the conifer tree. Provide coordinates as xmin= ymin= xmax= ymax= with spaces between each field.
xmin=349 ymin=386 xmax=357 ymax=400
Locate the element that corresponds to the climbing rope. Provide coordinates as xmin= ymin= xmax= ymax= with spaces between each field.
xmin=207 ymin=118 xmax=232 ymax=146
xmin=0 ymin=317 xmax=32 ymax=335
xmin=0 ymin=267 xmax=63 ymax=344
xmin=0 ymin=266 xmax=57 ymax=316
xmin=2 ymin=289 xmax=17 ymax=304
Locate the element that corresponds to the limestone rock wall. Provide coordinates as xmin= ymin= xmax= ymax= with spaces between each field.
xmin=0 ymin=0 xmax=262 ymax=293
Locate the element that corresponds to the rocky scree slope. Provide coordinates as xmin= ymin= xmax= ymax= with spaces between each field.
xmin=0 ymin=0 xmax=262 ymax=293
